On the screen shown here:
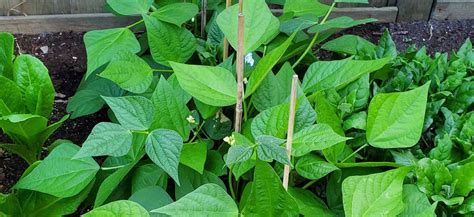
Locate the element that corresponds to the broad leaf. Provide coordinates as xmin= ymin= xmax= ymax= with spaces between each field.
xmin=367 ymin=83 xmax=430 ymax=148
xmin=342 ymin=167 xmax=410 ymax=217
xmin=451 ymin=162 xmax=474 ymax=196
xmin=129 ymin=186 xmax=173 ymax=213
xmin=288 ymin=187 xmax=333 ymax=216
xmin=85 ymin=200 xmax=149 ymax=217
xmin=151 ymin=77 xmax=191 ymax=140
xmin=217 ymin=0 xmax=280 ymax=54
xmin=226 ymin=145 xmax=254 ymax=166
xmin=171 ymin=62 xmax=237 ymax=106
xmin=296 ymin=154 xmax=339 ymax=180
xmin=145 ymin=129 xmax=183 ymax=185
xmin=242 ymin=161 xmax=299 ymax=216
xmin=131 ymin=164 xmax=168 ymax=194
xmin=152 ymin=3 xmax=199 ymax=26
xmin=180 ymin=141 xmax=207 ymax=174
xmin=84 ymin=28 xmax=140 ymax=78
xmin=15 ymin=143 xmax=99 ymax=198
xmin=0 ymin=76 xmax=23 ymax=114
xmin=322 ymin=35 xmax=376 ymax=55
xmin=399 ymin=184 xmax=437 ymax=217
xmin=255 ymin=135 xmax=290 ymax=165
xmin=251 ymin=102 xmax=290 ymax=139
xmin=152 ymin=184 xmax=238 ymax=217
xmin=283 ymin=0 xmax=331 ymax=17
xmin=103 ymin=96 xmax=154 ymax=130
xmin=144 ymin=15 xmax=197 ymax=66
xmin=107 ymin=0 xmax=153 ymax=15
xmin=75 ymin=122 xmax=133 ymax=158
xmin=0 ymin=32 xmax=14 ymax=78
xmin=292 ymin=124 xmax=351 ymax=157
xmin=174 ymin=165 xmax=226 ymax=199
xmin=308 ymin=16 xmax=376 ymax=33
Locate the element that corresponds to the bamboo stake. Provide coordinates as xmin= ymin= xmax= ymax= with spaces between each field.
xmin=200 ymin=0 xmax=207 ymax=38
xmin=283 ymin=75 xmax=299 ymax=190
xmin=234 ymin=0 xmax=245 ymax=133
xmin=223 ymin=0 xmax=232 ymax=60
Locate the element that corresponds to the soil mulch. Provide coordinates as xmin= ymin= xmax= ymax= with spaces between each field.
xmin=0 ymin=19 xmax=473 ymax=194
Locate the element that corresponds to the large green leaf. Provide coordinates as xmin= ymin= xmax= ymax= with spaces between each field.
xmin=399 ymin=184 xmax=437 ymax=217
xmin=174 ymin=165 xmax=226 ymax=199
xmin=151 ymin=77 xmax=191 ymax=140
xmin=367 ymin=83 xmax=429 ymax=148
xmin=13 ymin=54 xmax=55 ymax=118
xmin=415 ymin=158 xmax=452 ymax=196
xmin=217 ymin=0 xmax=280 ymax=54
xmin=84 ymin=28 xmax=140 ymax=78
xmin=308 ymin=16 xmax=376 ymax=33
xmin=251 ymin=102 xmax=290 ymax=139
xmin=242 ymin=161 xmax=299 ymax=216
xmin=255 ymin=135 xmax=290 ymax=165
xmin=292 ymin=124 xmax=351 ymax=157
xmin=74 ymin=122 xmax=133 ymax=158
xmin=129 ymin=186 xmax=172 ymax=214
xmin=152 ymin=3 xmax=199 ymax=26
xmin=252 ymin=62 xmax=293 ymax=112
xmin=288 ymin=187 xmax=333 ymax=216
xmin=15 ymin=143 xmax=99 ymax=198
xmin=245 ymin=33 xmax=296 ymax=96
xmin=171 ymin=62 xmax=237 ymax=106
xmin=85 ymin=200 xmax=149 ymax=217
xmin=0 ymin=76 xmax=23 ymax=114
xmin=322 ymin=35 xmax=376 ymax=55
xmin=144 ymin=15 xmax=197 ymax=66
xmin=103 ymin=96 xmax=154 ymax=130
xmin=145 ymin=129 xmax=183 ymax=185
xmin=451 ymin=162 xmax=474 ymax=196
xmin=283 ymin=0 xmax=331 ymax=16
xmin=106 ymin=0 xmax=153 ymax=15
xmin=0 ymin=32 xmax=14 ymax=78
xmin=302 ymin=57 xmax=389 ymax=93
xmin=131 ymin=164 xmax=168 ymax=194
xmin=0 ymin=114 xmax=47 ymax=147
xmin=152 ymin=184 xmax=238 ymax=217
xmin=342 ymin=167 xmax=410 ymax=217
xmin=99 ymin=51 xmax=153 ymax=94
xmin=296 ymin=154 xmax=339 ymax=180
xmin=180 ymin=141 xmax=207 ymax=174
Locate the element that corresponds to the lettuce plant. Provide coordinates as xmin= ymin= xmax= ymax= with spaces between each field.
xmin=0 ymin=32 xmax=68 ymax=164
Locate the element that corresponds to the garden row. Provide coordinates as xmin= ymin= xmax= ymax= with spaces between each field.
xmin=0 ymin=0 xmax=473 ymax=216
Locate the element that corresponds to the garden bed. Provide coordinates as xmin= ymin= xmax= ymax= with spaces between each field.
xmin=0 ymin=18 xmax=473 ymax=194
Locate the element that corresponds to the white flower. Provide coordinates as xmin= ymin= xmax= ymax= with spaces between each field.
xmin=223 ymin=135 xmax=235 ymax=145
xmin=245 ymin=53 xmax=255 ymax=67
xmin=186 ymin=115 xmax=196 ymax=124
xmin=243 ymin=77 xmax=248 ymax=84
xmin=191 ymin=17 xmax=195 ymax=22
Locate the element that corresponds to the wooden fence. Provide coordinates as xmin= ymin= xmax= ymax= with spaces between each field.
xmin=0 ymin=0 xmax=472 ymax=34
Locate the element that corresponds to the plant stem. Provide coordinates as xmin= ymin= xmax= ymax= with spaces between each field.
xmin=127 ymin=19 xmax=144 ymax=29
xmin=340 ymin=144 xmax=368 ymax=163
xmin=234 ymin=0 xmax=245 ymax=133
xmin=228 ymin=167 xmax=237 ymax=200
xmin=283 ymin=75 xmax=299 ymax=191
xmin=292 ymin=2 xmax=336 ymax=68
xmin=302 ymin=179 xmax=317 ymax=190
xmin=189 ymin=121 xmax=205 ymax=143
xmin=153 ymin=69 xmax=174 ymax=73
xmin=223 ymin=0 xmax=232 ymax=60
xmin=150 ymin=5 xmax=157 ymax=11
xmin=201 ymin=0 xmax=207 ymax=38
xmin=335 ymin=162 xmax=405 ymax=168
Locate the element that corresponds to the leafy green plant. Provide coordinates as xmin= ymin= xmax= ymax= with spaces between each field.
xmin=0 ymin=32 xmax=68 ymax=164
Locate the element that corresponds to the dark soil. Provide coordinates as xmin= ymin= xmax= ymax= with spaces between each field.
xmin=0 ymin=19 xmax=473 ymax=194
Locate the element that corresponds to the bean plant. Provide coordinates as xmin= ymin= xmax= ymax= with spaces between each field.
xmin=0 ymin=0 xmax=472 ymax=216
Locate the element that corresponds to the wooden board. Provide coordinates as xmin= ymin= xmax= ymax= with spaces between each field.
xmin=339 ymin=0 xmax=388 ymax=8
xmin=432 ymin=0 xmax=474 ymax=20
xmin=0 ymin=13 xmax=138 ymax=34
xmin=272 ymin=7 xmax=397 ymax=23
xmin=0 ymin=0 xmax=107 ymax=15
xmin=397 ymin=0 xmax=434 ymax=21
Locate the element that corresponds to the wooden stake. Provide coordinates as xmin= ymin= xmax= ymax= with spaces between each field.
xmin=283 ymin=75 xmax=298 ymax=191
xmin=234 ymin=0 xmax=244 ymax=133
xmin=223 ymin=0 xmax=232 ymax=60
xmin=200 ymin=0 xmax=207 ymax=38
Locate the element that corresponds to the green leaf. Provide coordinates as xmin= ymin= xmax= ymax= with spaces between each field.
xmin=415 ymin=158 xmax=452 ymax=196
xmin=0 ymin=32 xmax=14 ymax=78
xmin=13 ymin=54 xmax=55 ymax=117
xmin=226 ymin=145 xmax=254 ymax=166
xmin=283 ymin=0 xmax=331 ymax=17
xmin=106 ymin=0 xmax=153 ymax=15
xmin=145 ymin=129 xmax=183 ymax=185
xmin=151 ymin=77 xmax=191 ymax=140
xmin=252 ymin=62 xmax=293 ymax=112
xmin=451 ymin=161 xmax=474 ymax=196
xmin=152 ymin=3 xmax=199 ymax=26
xmin=74 ymin=122 xmax=133 ymax=158
xmin=144 ymin=15 xmax=197 ymax=66
xmin=174 ymin=165 xmax=226 ymax=199
xmin=343 ymin=112 xmax=367 ymax=130
xmin=296 ymin=154 xmax=339 ymax=180
xmin=251 ymin=102 xmax=289 ymax=139
xmin=152 ymin=184 xmax=238 ymax=217
xmin=302 ymin=57 xmax=389 ymax=93
xmin=429 ymin=133 xmax=454 ymax=164
xmin=99 ymin=51 xmax=153 ymax=94
xmin=399 ymin=184 xmax=437 ymax=217
xmin=171 ymin=62 xmax=237 ymax=107
xmin=129 ymin=186 xmax=173 ymax=213
xmin=292 ymin=124 xmax=351 ymax=157
xmin=342 ymin=167 xmax=410 ymax=217
xmin=217 ymin=0 xmax=280 ymax=54
xmin=446 ymin=81 xmax=473 ymax=114
xmin=0 ymin=76 xmax=23 ymax=114
xmin=256 ymin=138 xmax=290 ymax=165
xmin=206 ymin=150 xmax=227 ymax=176
xmin=15 ymin=143 xmax=99 ymax=198
xmin=131 ymin=164 xmax=168 ymax=194
xmin=308 ymin=16 xmax=376 ymax=33
xmin=103 ymin=96 xmax=154 ymax=130
xmin=367 ymin=83 xmax=430 ymax=148
xmin=180 ymin=141 xmax=207 ymax=174
xmin=322 ymin=35 xmax=376 ymax=55
xmin=242 ymin=161 xmax=299 ymax=216
xmin=85 ymin=200 xmax=149 ymax=217
xmin=95 ymin=160 xmax=139 ymax=207
xmin=376 ymin=29 xmax=397 ymax=59
xmin=457 ymin=195 xmax=474 ymax=214
xmin=245 ymin=32 xmax=296 ymax=96
xmin=84 ymin=28 xmax=140 ymax=78
xmin=288 ymin=187 xmax=333 ymax=216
